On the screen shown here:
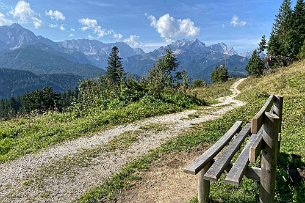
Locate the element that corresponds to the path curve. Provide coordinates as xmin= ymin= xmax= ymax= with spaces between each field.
xmin=0 ymin=78 xmax=246 ymax=203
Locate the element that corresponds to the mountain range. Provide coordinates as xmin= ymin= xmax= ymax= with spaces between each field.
xmin=0 ymin=23 xmax=249 ymax=98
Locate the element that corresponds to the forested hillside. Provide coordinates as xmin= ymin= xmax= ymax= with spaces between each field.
xmin=0 ymin=68 xmax=82 ymax=99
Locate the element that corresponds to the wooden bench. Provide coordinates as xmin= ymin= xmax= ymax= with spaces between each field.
xmin=184 ymin=95 xmax=283 ymax=203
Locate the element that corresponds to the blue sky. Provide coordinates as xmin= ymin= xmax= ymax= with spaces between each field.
xmin=0 ymin=0 xmax=294 ymax=52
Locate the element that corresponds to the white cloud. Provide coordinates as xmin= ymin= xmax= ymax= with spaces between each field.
xmin=148 ymin=14 xmax=200 ymax=42
xmin=12 ymin=1 xmax=33 ymax=22
xmin=32 ymin=17 xmax=42 ymax=28
xmin=45 ymin=10 xmax=65 ymax=21
xmin=230 ymin=15 xmax=246 ymax=27
xmin=70 ymin=28 xmax=75 ymax=32
xmin=79 ymin=18 xmax=111 ymax=38
xmin=11 ymin=1 xmax=42 ymax=29
xmin=59 ymin=24 xmax=65 ymax=31
xmin=0 ymin=12 xmax=10 ymax=26
xmin=69 ymin=33 xmax=74 ymax=37
xmin=124 ymin=35 xmax=143 ymax=48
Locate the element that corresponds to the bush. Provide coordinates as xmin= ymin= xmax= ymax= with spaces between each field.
xmin=193 ymin=80 xmax=206 ymax=88
xmin=211 ymin=65 xmax=229 ymax=83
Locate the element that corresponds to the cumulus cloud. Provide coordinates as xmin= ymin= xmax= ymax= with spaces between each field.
xmin=0 ymin=12 xmax=10 ymax=26
xmin=45 ymin=10 xmax=65 ymax=21
xmin=78 ymin=18 xmax=110 ymax=37
xmin=147 ymin=14 xmax=200 ymax=42
xmin=124 ymin=35 xmax=143 ymax=47
xmin=69 ymin=33 xmax=74 ymax=37
xmin=78 ymin=18 xmax=122 ymax=39
xmin=11 ymin=1 xmax=42 ymax=29
xmin=230 ymin=15 xmax=246 ymax=27
xmin=32 ymin=17 xmax=42 ymax=28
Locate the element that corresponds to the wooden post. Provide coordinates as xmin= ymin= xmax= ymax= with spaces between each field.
xmin=259 ymin=112 xmax=280 ymax=203
xmin=273 ymin=96 xmax=283 ymax=157
xmin=198 ymin=162 xmax=211 ymax=203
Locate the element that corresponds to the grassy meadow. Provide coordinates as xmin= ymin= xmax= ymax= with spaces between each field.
xmin=79 ymin=61 xmax=305 ymax=203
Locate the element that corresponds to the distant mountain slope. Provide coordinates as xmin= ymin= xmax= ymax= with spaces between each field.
xmin=0 ymin=43 xmax=104 ymax=78
xmin=0 ymin=24 xmax=104 ymax=78
xmin=0 ymin=69 xmax=83 ymax=99
xmin=124 ymin=39 xmax=248 ymax=82
xmin=58 ymin=39 xmax=145 ymax=68
xmin=0 ymin=23 xmax=249 ymax=85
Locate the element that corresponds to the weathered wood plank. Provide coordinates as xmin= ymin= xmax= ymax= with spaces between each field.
xmin=184 ymin=121 xmax=243 ymax=175
xmin=203 ymin=123 xmax=251 ymax=181
xmin=260 ymin=112 xmax=280 ymax=203
xmin=245 ymin=167 xmax=261 ymax=181
xmin=225 ymin=132 xmax=258 ymax=185
xmin=249 ymin=127 xmax=264 ymax=163
xmin=251 ymin=95 xmax=274 ymax=134
xmin=198 ymin=162 xmax=211 ymax=203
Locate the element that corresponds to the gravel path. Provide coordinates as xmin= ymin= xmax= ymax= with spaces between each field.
xmin=0 ymin=78 xmax=246 ymax=203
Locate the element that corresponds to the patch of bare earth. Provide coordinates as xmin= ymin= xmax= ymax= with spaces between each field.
xmin=116 ymin=147 xmax=207 ymax=203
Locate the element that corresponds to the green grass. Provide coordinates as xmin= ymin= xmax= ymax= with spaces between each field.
xmin=0 ymin=95 xmax=201 ymax=163
xmin=78 ymin=61 xmax=305 ymax=203
xmin=191 ymin=79 xmax=236 ymax=104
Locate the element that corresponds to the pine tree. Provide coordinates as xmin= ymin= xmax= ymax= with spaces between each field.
xmin=106 ymin=46 xmax=125 ymax=86
xmin=258 ymin=35 xmax=267 ymax=53
xmin=246 ymin=50 xmax=265 ymax=76
xmin=268 ymin=0 xmax=293 ymax=61
xmin=291 ymin=0 xmax=305 ymax=58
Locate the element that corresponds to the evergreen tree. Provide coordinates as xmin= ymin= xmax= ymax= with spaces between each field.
xmin=106 ymin=46 xmax=124 ymax=85
xmin=258 ymin=35 xmax=267 ymax=53
xmin=211 ymin=65 xmax=229 ymax=83
xmin=291 ymin=0 xmax=305 ymax=58
xmin=268 ymin=0 xmax=293 ymax=62
xmin=246 ymin=50 xmax=265 ymax=76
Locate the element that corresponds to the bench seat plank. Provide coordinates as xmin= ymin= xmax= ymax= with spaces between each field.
xmin=224 ymin=132 xmax=259 ymax=185
xmin=203 ymin=123 xmax=251 ymax=181
xmin=184 ymin=121 xmax=242 ymax=175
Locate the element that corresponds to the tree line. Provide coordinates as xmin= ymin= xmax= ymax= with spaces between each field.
xmin=247 ymin=0 xmax=305 ymax=76
xmin=0 ymin=46 xmax=203 ymax=119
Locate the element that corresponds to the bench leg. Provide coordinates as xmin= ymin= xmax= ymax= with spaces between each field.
xmin=259 ymin=112 xmax=280 ymax=203
xmin=198 ymin=162 xmax=211 ymax=203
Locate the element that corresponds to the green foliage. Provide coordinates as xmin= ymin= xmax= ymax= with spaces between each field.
xmin=192 ymin=80 xmax=206 ymax=88
xmin=258 ymin=35 xmax=267 ymax=53
xmin=106 ymin=46 xmax=125 ymax=86
xmin=297 ymin=40 xmax=305 ymax=59
xmin=146 ymin=49 xmax=179 ymax=97
xmin=211 ymin=65 xmax=229 ymax=83
xmin=246 ymin=50 xmax=265 ymax=76
xmin=267 ymin=0 xmax=305 ymax=66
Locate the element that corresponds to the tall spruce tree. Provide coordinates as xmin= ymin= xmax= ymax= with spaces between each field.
xmin=291 ymin=0 xmax=305 ymax=58
xmin=268 ymin=0 xmax=293 ymax=60
xmin=258 ymin=35 xmax=267 ymax=53
xmin=106 ymin=46 xmax=124 ymax=85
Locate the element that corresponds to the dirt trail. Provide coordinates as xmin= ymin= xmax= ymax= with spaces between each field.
xmin=0 ymin=78 xmax=246 ymax=203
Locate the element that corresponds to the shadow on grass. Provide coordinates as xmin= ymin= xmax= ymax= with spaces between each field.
xmin=276 ymin=153 xmax=305 ymax=203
